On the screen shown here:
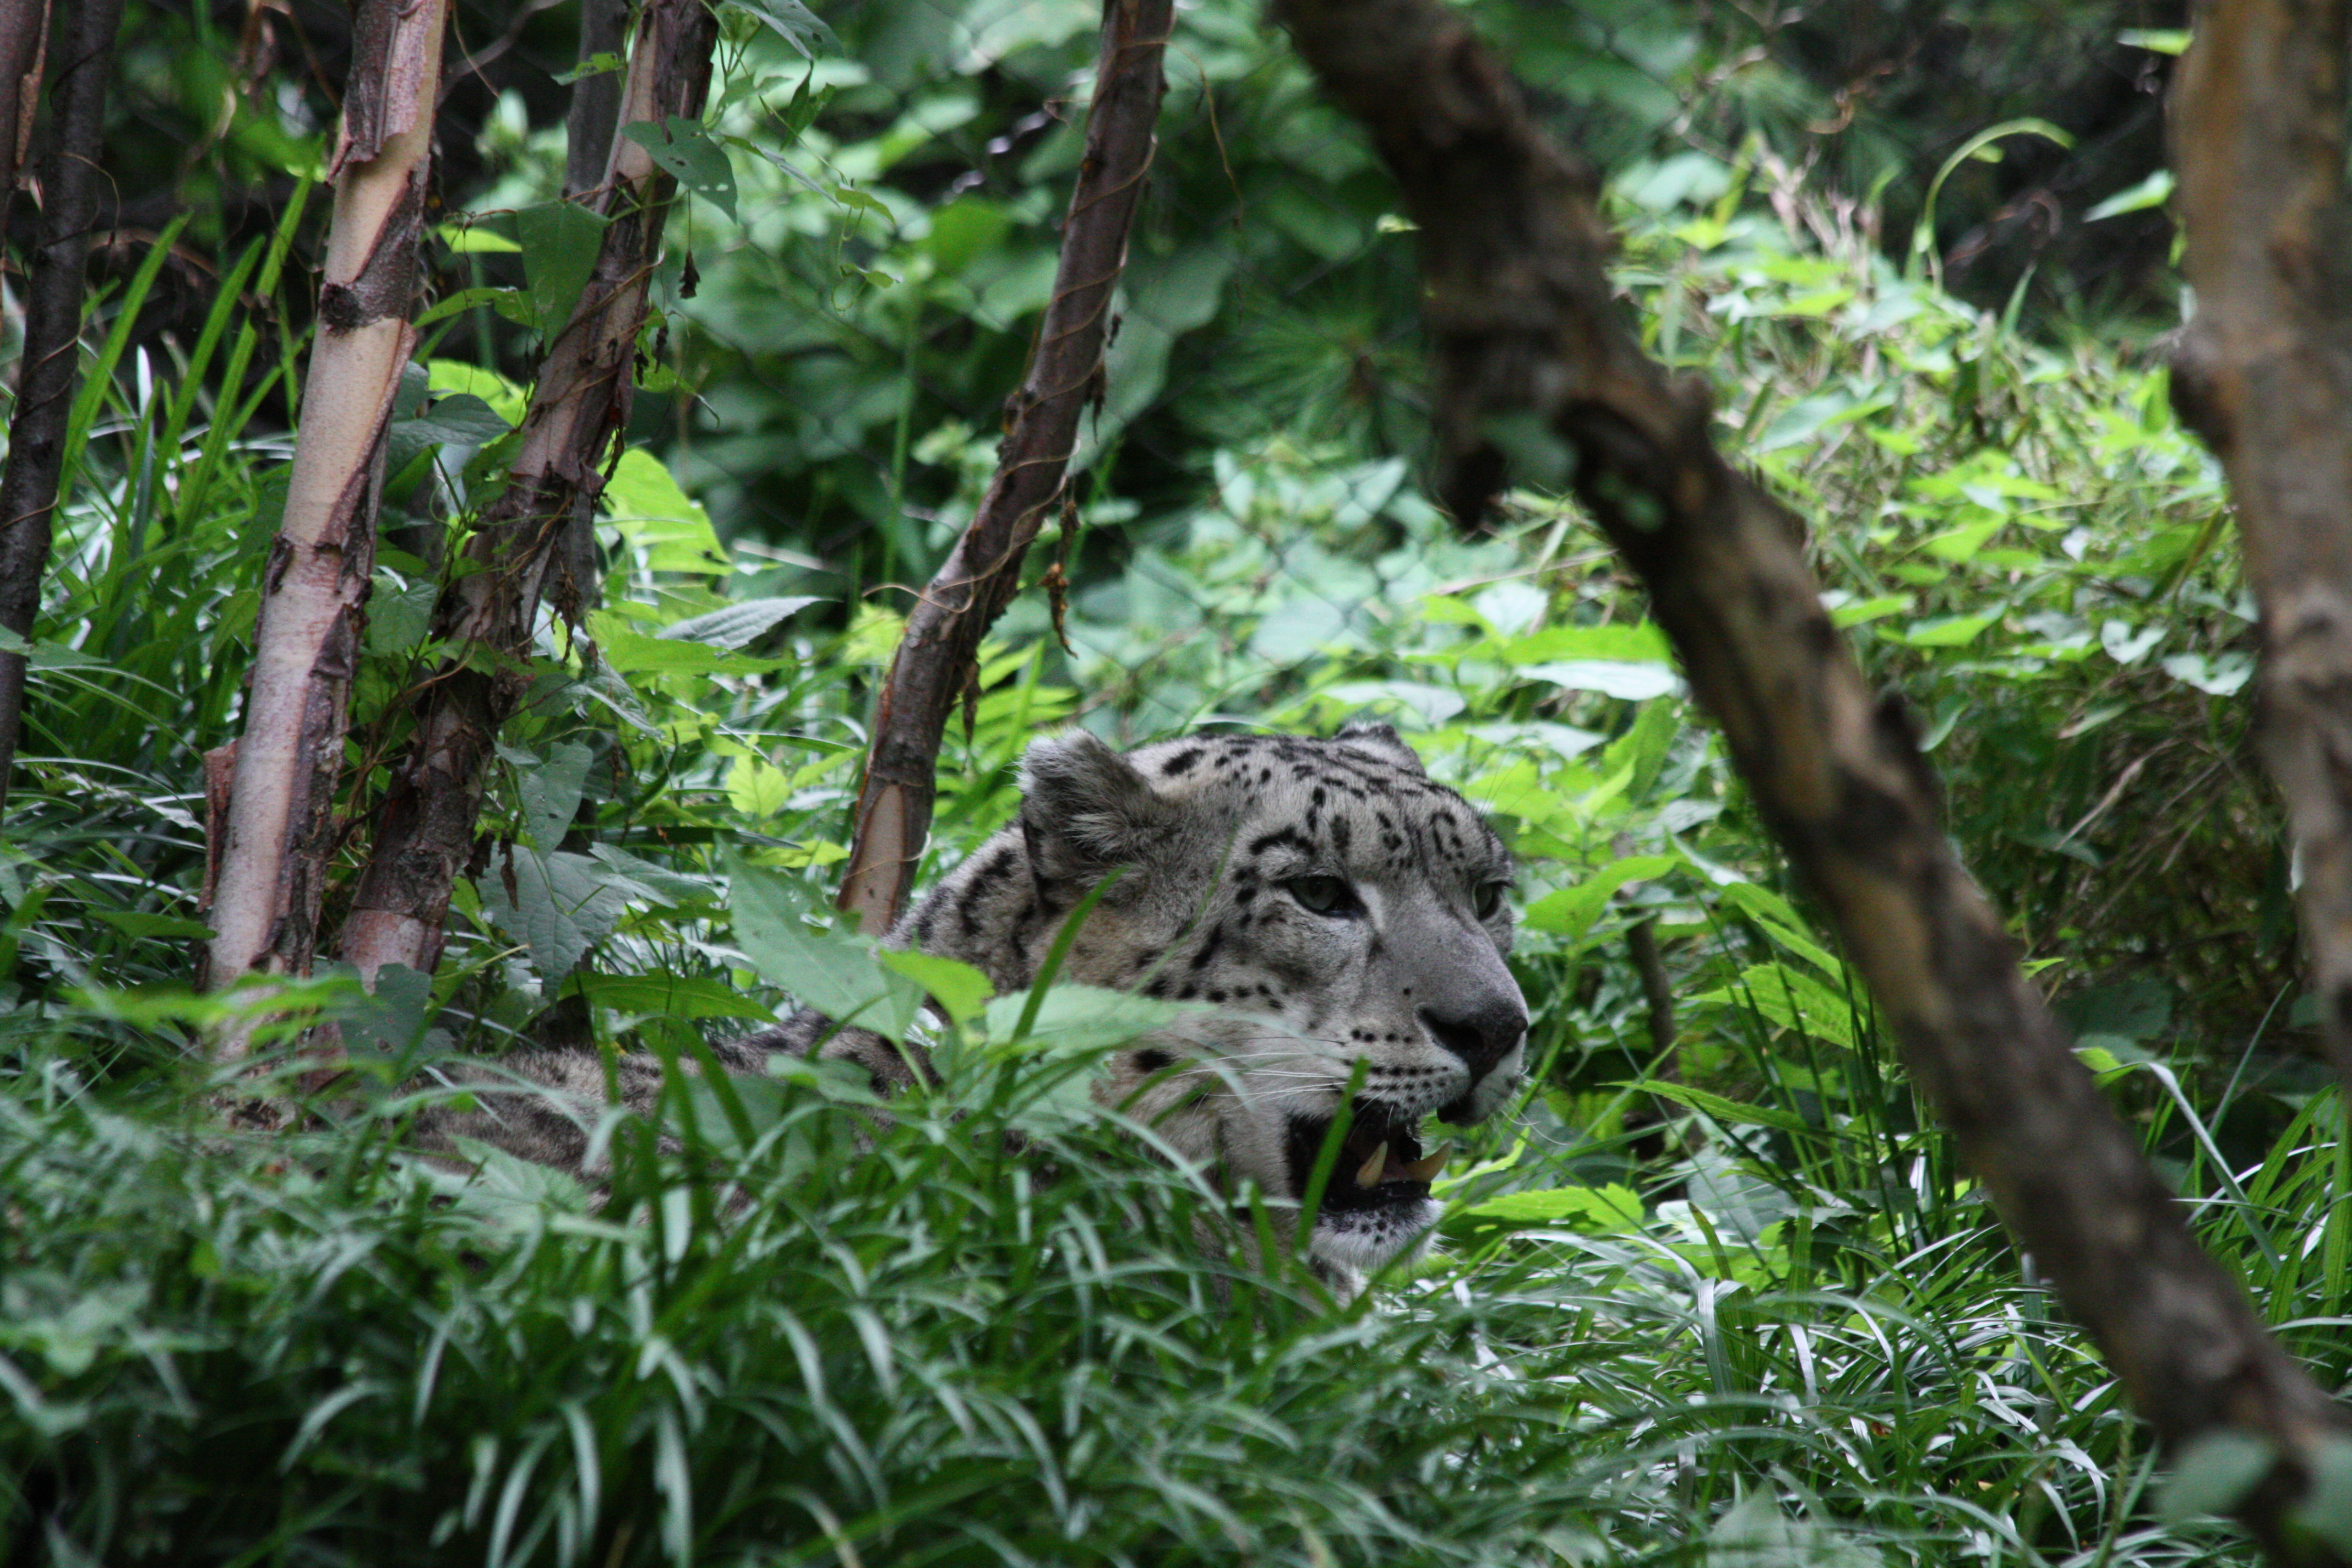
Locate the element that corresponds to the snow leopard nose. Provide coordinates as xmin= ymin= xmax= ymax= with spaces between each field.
xmin=1418 ymin=997 xmax=1527 ymax=1083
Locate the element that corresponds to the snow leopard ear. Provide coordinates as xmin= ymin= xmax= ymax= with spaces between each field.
xmin=1020 ymin=731 xmax=1178 ymax=883
xmin=1333 ymin=718 xmax=1427 ymax=774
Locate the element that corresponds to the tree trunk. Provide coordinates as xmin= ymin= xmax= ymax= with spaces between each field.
xmin=0 ymin=0 xmax=123 ymax=818
xmin=834 ymin=0 xmax=1174 ymax=934
xmin=203 ymin=0 xmax=447 ymax=1051
xmin=336 ymin=0 xmax=718 ymax=984
xmin=1273 ymin=0 xmax=2352 ymax=1558
xmin=0 ymin=0 xmax=51 ymax=199
xmin=2169 ymin=0 xmax=2352 ymax=1111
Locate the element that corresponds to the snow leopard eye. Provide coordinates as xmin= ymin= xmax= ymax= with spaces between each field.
xmin=1284 ymin=874 xmax=1355 ymax=916
xmin=1472 ymin=880 xmax=1510 ymax=921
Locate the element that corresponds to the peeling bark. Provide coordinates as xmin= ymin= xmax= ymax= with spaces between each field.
xmin=0 ymin=0 xmax=123 ymax=818
xmin=203 ymin=0 xmax=446 ymax=1042
xmin=835 ymin=0 xmax=1174 ymax=934
xmin=1276 ymin=0 xmax=2351 ymax=1555
xmin=336 ymin=0 xmax=717 ymax=983
xmin=2169 ymin=0 xmax=2352 ymax=1110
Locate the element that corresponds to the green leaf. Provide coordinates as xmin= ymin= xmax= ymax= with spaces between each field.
xmin=2055 ymin=973 xmax=2172 ymax=1041
xmin=595 ymin=624 xmax=788 ymax=678
xmin=722 ymin=0 xmax=837 ymax=58
xmin=423 ymin=358 xmax=530 ymax=423
xmin=91 ymin=910 xmax=214 ymax=940
xmin=439 ymin=223 xmax=522 ymax=255
xmin=514 ymin=200 xmax=608 ymax=343
xmin=438 ymin=1136 xmax=594 ymax=1219
xmin=1721 ymin=883 xmax=1841 ymax=976
xmin=726 ymin=855 xmax=925 ymax=1041
xmin=2160 ymin=651 xmax=2253 ymax=696
xmin=337 ymin=962 xmax=435 ymax=1055
xmin=1698 ymin=963 xmax=1859 ymax=1049
xmin=552 ymin=50 xmax=623 ymax=86
xmin=414 ymin=285 xmax=530 ymax=331
xmin=2100 ymin=619 xmax=2164 ymax=663
xmin=1522 ymin=855 xmax=1676 ymax=944
xmin=1704 ymin=1495 xmax=1882 ymax=1568
xmin=511 ymin=740 xmax=594 ymax=853
xmin=877 ymin=950 xmax=994 ymax=1023
xmin=1898 ymin=613 xmax=1997 ymax=648
xmin=0 ymin=626 xmax=110 ymax=669
xmin=623 ymin=118 xmax=738 ymax=221
xmin=1502 ymin=622 xmax=1674 ymax=663
xmin=657 ymin=597 xmax=821 ymax=650
xmin=2073 ymin=1041 xmax=2132 ymax=1083
xmin=1450 ymin=1183 xmax=1645 ymax=1234
xmin=1616 ymin=1080 xmax=1813 ymax=1135
xmin=477 ymin=847 xmax=640 ymax=978
xmin=1921 ymin=519 xmax=2001 ymax=563
xmin=386 ymin=390 xmax=510 ymax=472
xmin=574 ymin=973 xmax=775 ymax=1021
xmin=1520 ymin=661 xmax=1683 ymax=701
xmin=921 ymin=198 xmax=1013 ymax=273
xmin=981 ymin=985 xmax=1197 ymax=1054
xmin=2086 ymin=168 xmax=2175 ymax=222
xmin=1599 ymin=697 xmax=1679 ymax=804
xmin=394 ymin=392 xmax=509 ymax=448
xmin=605 ymin=449 xmax=729 ymax=574
xmin=1826 ymin=593 xmax=1913 ymax=628
xmin=366 ymin=578 xmax=438 ymax=656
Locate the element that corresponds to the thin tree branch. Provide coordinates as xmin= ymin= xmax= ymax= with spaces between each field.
xmin=336 ymin=0 xmax=717 ymax=984
xmin=0 ymin=0 xmax=124 ymax=818
xmin=2169 ymin=0 xmax=2352 ymax=1109
xmin=1626 ymin=914 xmax=1675 ymax=1065
xmin=204 ymin=0 xmax=448 ymax=1048
xmin=835 ymin=0 xmax=1174 ymax=934
xmin=1273 ymin=0 xmax=2350 ymax=1556
xmin=563 ymin=0 xmax=627 ymax=200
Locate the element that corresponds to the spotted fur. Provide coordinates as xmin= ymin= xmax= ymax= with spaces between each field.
xmin=782 ymin=722 xmax=1529 ymax=1294
xmin=435 ymin=723 xmax=1529 ymax=1298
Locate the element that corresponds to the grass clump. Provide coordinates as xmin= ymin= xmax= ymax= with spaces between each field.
xmin=3 ymin=996 xmax=2328 ymax=1566
xmin=2 ymin=1036 xmax=1588 ymax=1566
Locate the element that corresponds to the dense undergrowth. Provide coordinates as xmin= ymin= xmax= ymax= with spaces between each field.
xmin=2 ymin=11 xmax=2347 ymax=1566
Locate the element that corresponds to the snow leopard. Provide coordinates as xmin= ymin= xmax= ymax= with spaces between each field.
xmin=441 ymin=723 xmax=1529 ymax=1298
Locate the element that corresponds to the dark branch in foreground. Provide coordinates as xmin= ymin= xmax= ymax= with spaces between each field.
xmin=1275 ymin=0 xmax=2350 ymax=1558
xmin=2169 ymin=0 xmax=2352 ymax=1111
xmin=0 ymin=0 xmax=122 ymax=816
xmin=836 ymin=0 xmax=1174 ymax=934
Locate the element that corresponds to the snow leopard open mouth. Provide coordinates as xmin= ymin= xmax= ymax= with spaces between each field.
xmin=1283 ymin=1104 xmax=1452 ymax=1215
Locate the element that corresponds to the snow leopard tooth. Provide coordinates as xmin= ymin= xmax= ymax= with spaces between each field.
xmin=1400 ymin=1143 xmax=1451 ymax=1183
xmin=1354 ymin=1142 xmax=1389 ymax=1186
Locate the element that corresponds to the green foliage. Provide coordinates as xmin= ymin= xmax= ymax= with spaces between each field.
xmin=0 ymin=6 xmax=2339 ymax=1566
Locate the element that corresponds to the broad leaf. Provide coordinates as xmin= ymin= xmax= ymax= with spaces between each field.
xmin=514 ymin=200 xmax=608 ymax=344
xmin=727 ymin=856 xmax=925 ymax=1041
xmin=657 ymin=597 xmax=822 ymax=650
xmin=623 ymin=118 xmax=738 ymax=220
xmin=478 ymin=847 xmax=640 ymax=977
